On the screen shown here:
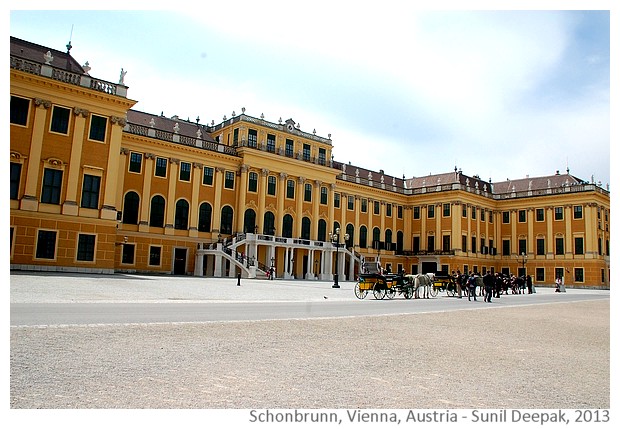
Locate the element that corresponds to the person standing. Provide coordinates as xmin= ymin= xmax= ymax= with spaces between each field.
xmin=455 ymin=270 xmax=463 ymax=298
xmin=526 ymin=274 xmax=533 ymax=294
xmin=467 ymin=273 xmax=478 ymax=301
xmin=483 ymin=272 xmax=494 ymax=302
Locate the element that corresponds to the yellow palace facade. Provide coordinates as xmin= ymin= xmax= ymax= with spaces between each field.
xmin=9 ymin=37 xmax=611 ymax=288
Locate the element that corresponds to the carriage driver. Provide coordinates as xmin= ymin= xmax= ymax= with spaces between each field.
xmin=454 ymin=270 xmax=463 ymax=298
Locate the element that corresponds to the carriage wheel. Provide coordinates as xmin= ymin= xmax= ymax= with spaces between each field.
xmin=385 ymin=288 xmax=396 ymax=300
xmin=404 ymin=287 xmax=414 ymax=299
xmin=373 ymin=283 xmax=386 ymax=300
xmin=446 ymin=283 xmax=456 ymax=297
xmin=354 ymin=282 xmax=368 ymax=300
xmin=429 ymin=285 xmax=439 ymax=297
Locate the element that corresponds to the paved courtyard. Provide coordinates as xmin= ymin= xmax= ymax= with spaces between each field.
xmin=9 ymin=273 xmax=611 ymax=415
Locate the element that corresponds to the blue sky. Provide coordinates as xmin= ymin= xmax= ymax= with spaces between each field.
xmin=8 ymin=3 xmax=613 ymax=187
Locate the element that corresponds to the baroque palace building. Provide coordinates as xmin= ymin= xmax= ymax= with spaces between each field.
xmin=9 ymin=36 xmax=611 ymax=288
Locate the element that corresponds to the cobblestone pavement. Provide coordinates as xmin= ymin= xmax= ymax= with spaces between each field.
xmin=9 ymin=272 xmax=611 ymax=412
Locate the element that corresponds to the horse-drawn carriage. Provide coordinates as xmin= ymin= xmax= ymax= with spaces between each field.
xmin=430 ymin=272 xmax=458 ymax=297
xmin=354 ymin=262 xmax=435 ymax=300
xmin=354 ymin=272 xmax=416 ymax=300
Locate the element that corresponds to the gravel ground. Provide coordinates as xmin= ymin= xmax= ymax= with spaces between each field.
xmin=11 ymin=299 xmax=609 ymax=409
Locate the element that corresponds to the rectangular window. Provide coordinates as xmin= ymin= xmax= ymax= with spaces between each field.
xmin=427 ymin=205 xmax=435 ymax=219
xmin=374 ymin=201 xmax=380 ymax=215
xmin=248 ymin=129 xmax=257 ymax=148
xmin=574 ymin=268 xmax=584 ymax=282
xmin=489 ymin=211 xmax=493 ymax=223
xmin=536 ymin=238 xmax=545 ymax=255
xmin=36 ymin=230 xmax=57 ymax=259
xmin=334 ymin=193 xmax=340 ymax=208
xmin=480 ymin=237 xmax=486 ymax=254
xmin=413 ymin=236 xmax=420 ymax=253
xmin=224 ymin=171 xmax=235 ymax=189
xmin=481 ymin=209 xmax=486 ymax=222
xmin=573 ymin=205 xmax=583 ymax=219
xmin=129 ymin=152 xmax=142 ymax=173
xmin=518 ymin=210 xmax=526 ymax=222
xmin=348 ymin=196 xmax=354 ymax=210
xmin=536 ymin=208 xmax=545 ymax=222
xmin=155 ymin=157 xmax=168 ymax=178
xmin=361 ymin=199 xmax=367 ymax=213
xmin=233 ymin=128 xmax=239 ymax=145
xmin=89 ymin=114 xmax=107 ymax=142
xmin=413 ymin=206 xmax=420 ymax=219
xmin=471 ymin=207 xmax=476 ymax=220
xmin=149 ymin=246 xmax=162 ymax=266
xmin=203 ymin=166 xmax=214 ymax=185
xmin=443 ymin=203 xmax=450 ymax=217
xmin=179 ymin=161 xmax=191 ymax=182
xmin=122 ymin=243 xmax=135 ymax=264
xmin=555 ymin=237 xmax=564 ymax=255
xmin=76 ymin=233 xmax=96 ymax=262
xmin=50 ymin=105 xmax=71 ymax=134
xmin=303 ymin=144 xmax=311 ymax=161
xmin=318 ymin=148 xmax=326 ymax=165
xmin=427 ymin=236 xmax=435 ymax=252
xmin=81 ymin=174 xmax=101 ymax=209
xmin=502 ymin=211 xmax=510 ymax=223
xmin=397 ymin=205 xmax=403 ymax=219
xmin=248 ymin=172 xmax=258 ymax=192
xmin=574 ymin=237 xmax=584 ymax=255
xmin=471 ymin=236 xmax=477 ymax=253
xmin=386 ymin=203 xmax=392 ymax=217
xmin=10 ymin=95 xmax=30 ymax=126
xmin=286 ymin=180 xmax=295 ymax=198
xmin=536 ymin=267 xmax=545 ymax=282
xmin=10 ymin=162 xmax=22 ymax=200
xmin=554 ymin=207 xmax=564 ymax=221
xmin=518 ymin=239 xmax=527 ymax=255
xmin=41 ymin=168 xmax=63 ymax=204
xmin=462 ymin=205 xmax=467 ymax=217
xmin=304 ymin=183 xmax=312 ymax=202
xmin=320 ymin=187 xmax=328 ymax=205
xmin=285 ymin=139 xmax=294 ymax=157
xmin=462 ymin=235 xmax=467 ymax=252
xmin=267 ymin=176 xmax=276 ymax=195
xmin=502 ymin=239 xmax=510 ymax=256
xmin=267 ymin=134 xmax=276 ymax=152
xmin=443 ymin=235 xmax=451 ymax=252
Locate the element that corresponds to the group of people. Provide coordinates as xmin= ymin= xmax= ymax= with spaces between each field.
xmin=452 ymin=270 xmax=534 ymax=303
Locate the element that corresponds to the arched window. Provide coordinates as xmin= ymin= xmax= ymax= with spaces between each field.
xmin=318 ymin=219 xmax=327 ymax=242
xmin=149 ymin=195 xmax=165 ymax=227
xmin=220 ymin=206 xmax=233 ymax=235
xmin=346 ymin=223 xmax=354 ymax=248
xmin=397 ymin=231 xmax=404 ymax=253
xmin=359 ymin=225 xmax=368 ymax=248
xmin=301 ymin=217 xmax=311 ymax=240
xmin=263 ymin=211 xmax=275 ymax=235
xmin=122 ymin=191 xmax=140 ymax=225
xmin=373 ymin=227 xmax=381 ymax=249
xmin=174 ymin=199 xmax=189 ymax=230
xmin=385 ymin=229 xmax=393 ymax=251
xmin=282 ymin=214 xmax=293 ymax=238
xmin=198 ymin=202 xmax=212 ymax=232
xmin=244 ymin=209 xmax=256 ymax=233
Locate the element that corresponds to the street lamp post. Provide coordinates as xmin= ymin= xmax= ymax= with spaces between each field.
xmin=517 ymin=252 xmax=528 ymax=277
xmin=331 ymin=227 xmax=350 ymax=288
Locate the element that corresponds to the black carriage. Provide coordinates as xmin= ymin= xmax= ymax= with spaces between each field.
xmin=354 ymin=272 xmax=416 ymax=300
xmin=430 ymin=272 xmax=458 ymax=297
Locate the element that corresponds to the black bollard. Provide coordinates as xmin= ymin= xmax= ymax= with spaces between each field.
xmin=237 ymin=272 xmax=241 ymax=286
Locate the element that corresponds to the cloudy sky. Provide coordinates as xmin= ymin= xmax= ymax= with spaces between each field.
xmin=9 ymin=2 xmax=613 ymax=187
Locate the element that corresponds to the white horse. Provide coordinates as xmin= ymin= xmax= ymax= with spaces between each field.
xmin=405 ymin=273 xmax=434 ymax=299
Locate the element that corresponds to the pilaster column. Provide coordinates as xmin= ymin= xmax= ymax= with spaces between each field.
xmin=189 ymin=162 xmax=203 ymax=237
xmin=164 ymin=158 xmax=179 ymax=234
xmin=312 ymin=180 xmax=321 ymax=239
xmin=62 ymin=107 xmax=89 ymax=215
xmin=212 ymin=167 xmax=224 ymax=232
xmin=101 ymin=115 xmax=126 ymax=220
xmin=21 ymin=98 xmax=51 ymax=211
xmin=276 ymin=172 xmax=287 ymax=236
xmin=138 ymin=153 xmax=155 ymax=231
xmin=295 ymin=176 xmax=304 ymax=237
xmin=236 ymin=164 xmax=249 ymax=233
xmin=258 ymin=169 xmax=268 ymax=233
